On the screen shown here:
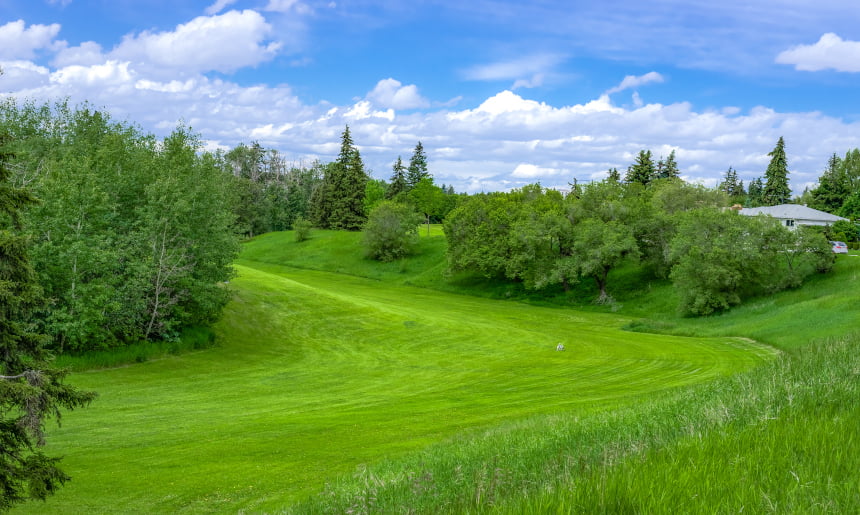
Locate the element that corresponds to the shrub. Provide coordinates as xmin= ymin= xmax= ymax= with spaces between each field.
xmin=294 ymin=217 xmax=312 ymax=242
xmin=362 ymin=201 xmax=422 ymax=262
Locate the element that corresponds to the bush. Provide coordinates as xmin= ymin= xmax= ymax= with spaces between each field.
xmin=362 ymin=201 xmax=422 ymax=262
xmin=669 ymin=209 xmax=809 ymax=315
xmin=294 ymin=217 xmax=312 ymax=242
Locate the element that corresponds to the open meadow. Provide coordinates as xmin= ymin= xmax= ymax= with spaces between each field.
xmin=14 ymin=228 xmax=860 ymax=513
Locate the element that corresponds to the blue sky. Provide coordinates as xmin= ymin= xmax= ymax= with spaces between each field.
xmin=2 ymin=0 xmax=860 ymax=193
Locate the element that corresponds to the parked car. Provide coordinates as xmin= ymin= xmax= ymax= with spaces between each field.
xmin=830 ymin=241 xmax=848 ymax=254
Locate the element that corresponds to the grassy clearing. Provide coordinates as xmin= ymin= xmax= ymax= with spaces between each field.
xmin=15 ymin=252 xmax=770 ymax=513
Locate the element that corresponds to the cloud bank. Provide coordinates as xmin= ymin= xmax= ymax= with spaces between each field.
xmin=2 ymin=15 xmax=860 ymax=195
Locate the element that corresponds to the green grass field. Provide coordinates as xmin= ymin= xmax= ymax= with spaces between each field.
xmin=14 ymin=228 xmax=860 ymax=513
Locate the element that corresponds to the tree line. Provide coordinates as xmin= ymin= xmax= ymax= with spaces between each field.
xmin=1 ymin=100 xmax=239 ymax=352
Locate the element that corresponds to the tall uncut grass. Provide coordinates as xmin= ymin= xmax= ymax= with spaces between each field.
xmin=291 ymin=334 xmax=859 ymax=513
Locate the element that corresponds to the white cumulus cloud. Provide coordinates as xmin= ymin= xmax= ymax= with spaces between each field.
xmin=776 ymin=33 xmax=860 ymax=72
xmin=111 ymin=10 xmax=281 ymax=76
xmin=52 ymin=41 xmax=106 ymax=68
xmin=0 ymin=20 xmax=62 ymax=60
xmin=366 ymin=78 xmax=429 ymax=110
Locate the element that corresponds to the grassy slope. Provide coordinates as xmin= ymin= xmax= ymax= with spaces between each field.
xmin=250 ymin=229 xmax=859 ymax=513
xmin=14 ymin=229 xmax=781 ymax=514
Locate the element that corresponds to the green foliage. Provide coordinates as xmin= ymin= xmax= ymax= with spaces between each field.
xmin=293 ymin=217 xmax=312 ymax=242
xmin=386 ymin=156 xmax=408 ymax=199
xmin=444 ymin=193 xmax=514 ymax=278
xmin=809 ymin=153 xmax=850 ymax=213
xmin=668 ymin=208 xmax=816 ymax=315
xmin=826 ymin=219 xmax=858 ymax=243
xmin=637 ymin=180 xmax=728 ymax=277
xmin=310 ymin=126 xmax=368 ymax=231
xmin=408 ymin=177 xmax=451 ymax=235
xmin=0 ymin=133 xmax=95 ymax=510
xmin=719 ymin=166 xmax=745 ymax=203
xmin=746 ymin=176 xmax=765 ymax=206
xmin=362 ymin=201 xmax=422 ymax=262
xmin=363 ymin=178 xmax=387 ymax=215
xmin=406 ymin=141 xmax=429 ymax=188
xmin=625 ymin=149 xmax=655 ymax=186
xmin=0 ymin=100 xmax=238 ymax=351
xmin=762 ymin=136 xmax=791 ymax=206
xmin=838 ymin=189 xmax=860 ymax=221
xmin=661 ymin=149 xmax=679 ymax=178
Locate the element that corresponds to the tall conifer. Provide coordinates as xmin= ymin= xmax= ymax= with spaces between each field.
xmin=0 ymin=133 xmax=95 ymax=509
xmin=406 ymin=141 xmax=429 ymax=188
xmin=387 ymin=156 xmax=408 ymax=199
xmin=762 ymin=137 xmax=791 ymax=206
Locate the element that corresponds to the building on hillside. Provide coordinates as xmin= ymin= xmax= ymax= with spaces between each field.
xmin=738 ymin=204 xmax=847 ymax=229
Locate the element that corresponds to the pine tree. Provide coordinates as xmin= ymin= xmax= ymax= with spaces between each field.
xmin=762 ymin=137 xmax=791 ymax=206
xmin=625 ymin=150 xmax=655 ymax=186
xmin=0 ymin=133 xmax=95 ymax=509
xmin=386 ymin=156 xmax=408 ymax=200
xmin=406 ymin=141 xmax=429 ymax=188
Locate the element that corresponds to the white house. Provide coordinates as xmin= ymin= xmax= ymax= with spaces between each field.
xmin=738 ymin=204 xmax=847 ymax=229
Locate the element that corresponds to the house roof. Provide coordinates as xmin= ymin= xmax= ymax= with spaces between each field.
xmin=739 ymin=204 xmax=847 ymax=223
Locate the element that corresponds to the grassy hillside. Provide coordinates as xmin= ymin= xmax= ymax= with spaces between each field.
xmin=15 ymin=228 xmax=859 ymax=513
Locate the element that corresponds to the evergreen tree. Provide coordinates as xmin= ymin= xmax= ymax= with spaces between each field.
xmin=662 ymin=150 xmax=679 ymax=179
xmin=625 ymin=150 xmax=655 ymax=186
xmin=762 ymin=137 xmax=791 ymax=206
xmin=811 ymin=153 xmax=850 ymax=213
xmin=406 ymin=141 xmax=429 ymax=188
xmin=607 ymin=167 xmax=621 ymax=182
xmin=386 ymin=156 xmax=408 ymax=200
xmin=328 ymin=126 xmax=368 ymax=231
xmin=0 ymin=133 xmax=95 ymax=509
xmin=841 ymin=148 xmax=860 ymax=191
xmin=719 ymin=166 xmax=745 ymax=201
xmin=747 ymin=177 xmax=765 ymax=207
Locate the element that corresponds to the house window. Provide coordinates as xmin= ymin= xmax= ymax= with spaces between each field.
xmin=785 ymin=219 xmax=795 ymax=227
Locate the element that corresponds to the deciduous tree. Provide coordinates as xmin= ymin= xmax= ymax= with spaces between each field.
xmin=362 ymin=201 xmax=422 ymax=262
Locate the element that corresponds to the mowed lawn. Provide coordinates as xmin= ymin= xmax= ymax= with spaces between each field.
xmin=16 ymin=261 xmax=775 ymax=513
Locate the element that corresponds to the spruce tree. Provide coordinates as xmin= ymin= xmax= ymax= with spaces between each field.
xmin=625 ymin=150 xmax=655 ymax=186
xmin=406 ymin=141 xmax=429 ymax=188
xmin=811 ymin=153 xmax=850 ymax=213
xmin=662 ymin=150 xmax=679 ymax=178
xmin=607 ymin=167 xmax=621 ymax=182
xmin=386 ymin=156 xmax=408 ymax=200
xmin=0 ymin=133 xmax=95 ymax=509
xmin=762 ymin=137 xmax=791 ymax=206
xmin=719 ymin=167 xmax=743 ymax=197
xmin=747 ymin=177 xmax=765 ymax=207
xmin=328 ymin=126 xmax=368 ymax=231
